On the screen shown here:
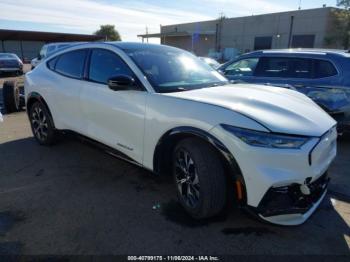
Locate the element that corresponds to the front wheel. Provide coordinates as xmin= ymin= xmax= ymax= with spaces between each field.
xmin=172 ymin=138 xmax=227 ymax=219
xmin=29 ymin=102 xmax=57 ymax=145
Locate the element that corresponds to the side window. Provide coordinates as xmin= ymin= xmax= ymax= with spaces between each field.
xmin=224 ymin=58 xmax=259 ymax=76
xmin=89 ymin=49 xmax=134 ymax=84
xmin=254 ymin=57 xmax=290 ymax=77
xmin=314 ymin=60 xmax=337 ymax=78
xmin=47 ymin=56 xmax=58 ymax=70
xmin=55 ymin=50 xmax=87 ymax=79
xmin=289 ymin=58 xmax=312 ymax=78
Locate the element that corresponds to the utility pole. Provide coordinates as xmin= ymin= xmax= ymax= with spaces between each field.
xmin=146 ymin=26 xmax=149 ymax=43
xmin=298 ymin=0 xmax=302 ymax=10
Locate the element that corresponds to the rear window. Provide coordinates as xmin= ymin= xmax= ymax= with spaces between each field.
xmin=54 ymin=50 xmax=87 ymax=79
xmin=0 ymin=53 xmax=18 ymax=59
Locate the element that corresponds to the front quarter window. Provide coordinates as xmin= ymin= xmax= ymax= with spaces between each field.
xmin=125 ymin=46 xmax=228 ymax=93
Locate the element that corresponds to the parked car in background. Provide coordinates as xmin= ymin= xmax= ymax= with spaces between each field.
xmin=25 ymin=42 xmax=336 ymax=225
xmin=31 ymin=42 xmax=79 ymax=69
xmin=0 ymin=53 xmax=23 ymax=76
xmin=219 ymin=49 xmax=350 ymax=134
xmin=199 ymin=57 xmax=220 ymax=69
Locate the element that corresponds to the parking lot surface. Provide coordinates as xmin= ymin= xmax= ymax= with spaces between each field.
xmin=0 ymin=72 xmax=349 ymax=255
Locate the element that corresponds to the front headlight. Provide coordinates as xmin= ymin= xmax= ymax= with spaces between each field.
xmin=221 ymin=124 xmax=310 ymax=149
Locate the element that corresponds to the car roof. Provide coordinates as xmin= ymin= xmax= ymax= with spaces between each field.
xmin=107 ymin=41 xmax=187 ymax=52
xmin=44 ymin=42 xmax=84 ymax=47
xmin=246 ymin=48 xmax=350 ymax=57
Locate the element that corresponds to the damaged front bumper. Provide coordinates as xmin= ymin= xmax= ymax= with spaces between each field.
xmin=253 ymin=173 xmax=329 ymax=226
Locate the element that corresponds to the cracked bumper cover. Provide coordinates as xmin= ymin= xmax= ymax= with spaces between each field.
xmin=252 ymin=173 xmax=329 ymax=226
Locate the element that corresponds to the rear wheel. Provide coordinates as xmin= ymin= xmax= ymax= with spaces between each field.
xmin=172 ymin=138 xmax=227 ymax=219
xmin=29 ymin=101 xmax=57 ymax=145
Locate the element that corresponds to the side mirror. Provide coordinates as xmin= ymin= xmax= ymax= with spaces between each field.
xmin=37 ymin=53 xmax=42 ymax=60
xmin=108 ymin=75 xmax=136 ymax=91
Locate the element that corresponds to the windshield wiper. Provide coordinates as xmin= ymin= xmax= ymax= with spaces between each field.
xmin=161 ymin=87 xmax=188 ymax=93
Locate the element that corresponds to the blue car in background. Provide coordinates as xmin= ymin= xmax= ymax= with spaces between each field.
xmin=219 ymin=49 xmax=350 ymax=134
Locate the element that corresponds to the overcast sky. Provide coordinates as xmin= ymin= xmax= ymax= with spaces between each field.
xmin=0 ymin=0 xmax=337 ymax=42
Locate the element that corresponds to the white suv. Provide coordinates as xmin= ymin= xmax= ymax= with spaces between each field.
xmin=24 ymin=42 xmax=337 ymax=225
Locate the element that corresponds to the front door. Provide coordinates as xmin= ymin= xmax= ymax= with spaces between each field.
xmin=79 ymin=48 xmax=147 ymax=163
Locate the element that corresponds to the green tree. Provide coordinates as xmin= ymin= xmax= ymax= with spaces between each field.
xmin=94 ymin=25 xmax=121 ymax=41
xmin=337 ymin=0 xmax=350 ymax=8
xmin=325 ymin=1 xmax=350 ymax=49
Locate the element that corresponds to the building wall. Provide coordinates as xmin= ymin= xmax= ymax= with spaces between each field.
xmin=163 ymin=36 xmax=192 ymax=52
xmin=1 ymin=40 xmax=45 ymax=61
xmin=163 ymin=35 xmax=215 ymax=56
xmin=161 ymin=7 xmax=334 ymax=57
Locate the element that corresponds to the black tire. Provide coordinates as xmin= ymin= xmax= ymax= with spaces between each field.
xmin=172 ymin=137 xmax=227 ymax=219
xmin=3 ymin=81 xmax=20 ymax=113
xmin=29 ymin=101 xmax=57 ymax=145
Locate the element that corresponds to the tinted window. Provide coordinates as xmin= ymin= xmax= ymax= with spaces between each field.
xmin=55 ymin=50 xmax=87 ymax=78
xmin=255 ymin=57 xmax=289 ymax=77
xmin=89 ymin=49 xmax=133 ymax=84
xmin=314 ymin=60 xmax=337 ymax=78
xmin=224 ymin=58 xmax=259 ymax=76
xmin=289 ymin=58 xmax=312 ymax=78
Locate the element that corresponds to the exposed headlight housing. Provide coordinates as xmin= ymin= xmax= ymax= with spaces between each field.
xmin=221 ymin=124 xmax=310 ymax=149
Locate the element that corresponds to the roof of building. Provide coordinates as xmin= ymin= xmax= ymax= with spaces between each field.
xmin=0 ymin=29 xmax=104 ymax=42
xmin=138 ymin=30 xmax=216 ymax=38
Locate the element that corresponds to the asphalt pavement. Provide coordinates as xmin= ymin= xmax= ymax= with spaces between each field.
xmin=0 ymin=70 xmax=349 ymax=256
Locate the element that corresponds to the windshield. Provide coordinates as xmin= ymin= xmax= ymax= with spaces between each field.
xmin=125 ymin=46 xmax=228 ymax=93
xmin=0 ymin=53 xmax=17 ymax=59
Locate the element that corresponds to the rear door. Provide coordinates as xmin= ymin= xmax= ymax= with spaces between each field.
xmin=251 ymin=56 xmax=313 ymax=86
xmin=47 ymin=49 xmax=88 ymax=132
xmin=79 ymin=48 xmax=147 ymax=163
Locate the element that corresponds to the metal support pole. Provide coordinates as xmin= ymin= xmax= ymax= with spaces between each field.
xmin=20 ymin=40 xmax=24 ymax=61
xmin=288 ymin=16 xmax=294 ymax=48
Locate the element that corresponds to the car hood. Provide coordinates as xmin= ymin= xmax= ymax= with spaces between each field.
xmin=163 ymin=84 xmax=336 ymax=136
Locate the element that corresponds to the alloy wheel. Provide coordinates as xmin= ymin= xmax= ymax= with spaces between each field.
xmin=31 ymin=105 xmax=49 ymax=141
xmin=174 ymin=149 xmax=200 ymax=208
